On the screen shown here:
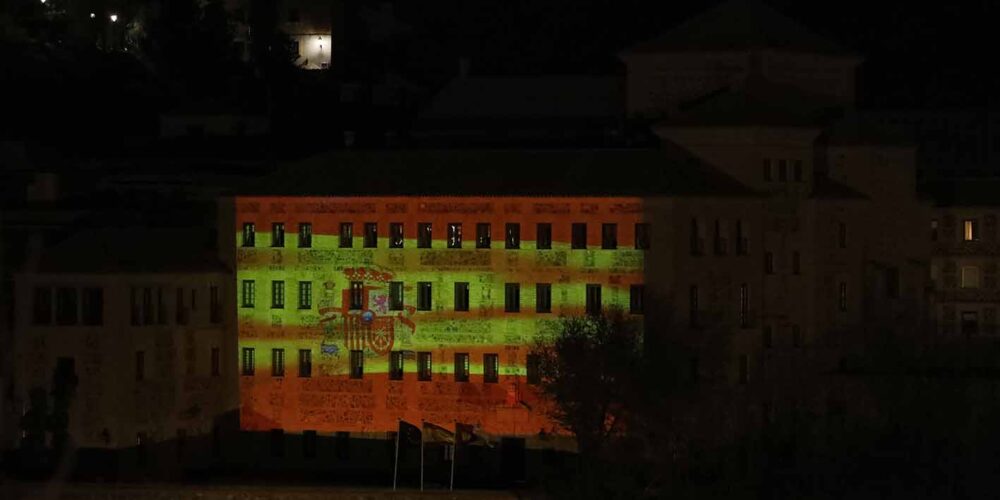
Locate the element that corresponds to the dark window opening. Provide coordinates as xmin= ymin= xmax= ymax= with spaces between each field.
xmin=390 ymin=351 xmax=404 ymax=380
xmin=536 ymin=223 xmax=552 ymax=249
xmin=454 ymin=353 xmax=470 ymax=382
xmin=272 ymin=348 xmax=285 ymax=377
xmin=82 ymin=287 xmax=103 ymax=326
xmin=271 ymin=223 xmax=285 ymax=247
xmin=271 ymin=281 xmax=284 ymax=309
xmin=629 ymin=285 xmax=644 ymax=314
xmin=418 ymin=352 xmax=432 ymax=381
xmin=350 ymin=350 xmax=364 ymax=378
xmin=572 ymin=223 xmax=587 ymax=249
xmin=299 ymin=349 xmax=312 ymax=378
xmin=389 ymin=281 xmax=404 ymax=310
xmin=55 ymin=287 xmax=78 ymax=326
xmin=506 ymin=223 xmax=521 ymax=249
xmin=476 ymin=223 xmax=491 ymax=248
xmin=389 ymin=222 xmax=404 ymax=248
xmin=484 ymin=353 xmax=499 ymax=383
xmin=505 ymin=283 xmax=520 ymax=313
xmin=363 ymin=223 xmax=377 ymax=248
xmin=601 ymin=223 xmax=617 ymax=249
xmin=298 ymin=223 xmax=312 ymax=248
xmin=447 ymin=222 xmax=462 ymax=248
xmin=33 ymin=287 xmax=52 ymax=325
xmin=339 ymin=223 xmax=353 ymax=248
xmin=454 ymin=282 xmax=470 ymax=311
xmin=303 ymin=430 xmax=317 ymax=459
xmin=211 ymin=347 xmax=221 ymax=377
xmin=241 ymin=347 xmax=255 ymax=376
xmin=242 ymin=280 xmax=255 ymax=308
xmin=417 ymin=223 xmax=432 ymax=248
xmin=526 ymin=354 xmax=541 ymax=385
xmin=635 ymin=223 xmax=650 ymax=250
xmin=417 ymin=282 xmax=432 ymax=311
xmin=242 ymin=223 xmax=255 ymax=247
xmin=586 ymin=284 xmax=601 ymax=315
xmin=299 ymin=281 xmax=312 ymax=309
xmin=135 ymin=351 xmax=145 ymax=381
xmin=536 ymin=284 xmax=552 ymax=313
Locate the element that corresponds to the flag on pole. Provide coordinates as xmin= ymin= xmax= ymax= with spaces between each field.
xmin=457 ymin=423 xmax=493 ymax=447
xmin=422 ymin=422 xmax=455 ymax=444
xmin=399 ymin=420 xmax=422 ymax=445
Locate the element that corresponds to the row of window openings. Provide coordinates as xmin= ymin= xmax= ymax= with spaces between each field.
xmin=241 ymin=348 xmax=541 ymax=384
xmin=762 ymin=159 xmax=805 ymax=182
xmin=689 ymin=284 xmax=753 ymax=328
xmin=135 ymin=348 xmax=221 ymax=381
xmin=931 ymin=218 xmax=993 ymax=242
xmin=242 ymin=222 xmax=652 ymax=251
xmin=944 ymin=266 xmax=996 ymax=289
xmin=32 ymin=286 xmax=222 ymax=327
xmin=242 ymin=280 xmax=645 ymax=315
xmin=689 ymin=219 xmax=752 ymax=256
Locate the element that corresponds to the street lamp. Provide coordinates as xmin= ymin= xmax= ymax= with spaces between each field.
xmin=110 ymin=14 xmax=118 ymax=23
xmin=90 ymin=13 xmax=96 ymax=19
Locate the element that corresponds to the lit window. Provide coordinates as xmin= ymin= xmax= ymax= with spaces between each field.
xmin=241 ymin=347 xmax=255 ymax=376
xmin=241 ymin=280 xmax=255 ymax=308
xmin=964 ymin=219 xmax=979 ymax=241
xmin=961 ymin=266 xmax=981 ymax=288
xmin=298 ymin=281 xmax=312 ymax=309
xmin=349 ymin=281 xmax=364 ymax=309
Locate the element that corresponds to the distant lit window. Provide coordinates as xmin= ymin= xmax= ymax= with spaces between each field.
xmin=536 ymin=223 xmax=552 ymax=249
xmin=484 ymin=354 xmax=499 ymax=383
xmin=417 ymin=282 xmax=432 ymax=311
xmin=454 ymin=353 xmax=470 ymax=382
xmin=506 ymin=223 xmax=521 ymax=249
xmin=417 ymin=352 xmax=432 ymax=381
xmin=586 ymin=284 xmax=601 ymax=315
xmin=350 ymin=350 xmax=363 ymax=379
xmin=389 ymin=222 xmax=404 ymax=248
xmin=454 ymin=282 xmax=470 ymax=312
xmin=271 ymin=223 xmax=285 ymax=247
xmin=476 ymin=223 xmax=491 ymax=248
xmin=242 ymin=223 xmax=255 ymax=247
xmin=363 ymin=223 xmax=377 ymax=248
xmin=272 ymin=349 xmax=285 ymax=377
xmin=298 ymin=223 xmax=312 ymax=248
xmin=505 ymin=283 xmax=520 ymax=313
xmin=339 ymin=223 xmax=353 ymax=248
xmin=536 ymin=283 xmax=552 ymax=313
xmin=601 ymin=223 xmax=617 ymax=249
xmin=417 ymin=223 xmax=432 ymax=248
xmin=635 ymin=223 xmax=651 ymax=250
xmin=572 ymin=223 xmax=587 ymax=249
xmin=961 ymin=266 xmax=981 ymax=288
xmin=447 ymin=223 xmax=462 ymax=248
xmin=964 ymin=219 xmax=979 ymax=241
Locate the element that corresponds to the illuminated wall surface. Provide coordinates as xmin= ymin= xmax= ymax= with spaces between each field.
xmin=236 ymin=197 xmax=645 ymax=436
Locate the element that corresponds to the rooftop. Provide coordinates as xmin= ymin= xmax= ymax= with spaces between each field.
xmin=35 ymin=227 xmax=227 ymax=274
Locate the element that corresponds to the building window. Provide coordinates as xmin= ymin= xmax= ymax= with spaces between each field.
xmin=211 ymin=347 xmax=220 ymax=376
xmin=142 ymin=287 xmax=153 ymax=325
xmin=271 ymin=223 xmax=285 ymax=247
xmin=930 ymin=219 xmax=939 ymax=242
xmin=629 ymin=285 xmax=644 ymax=314
xmin=838 ymin=222 xmax=847 ymax=248
xmin=838 ymin=282 xmax=848 ymax=311
xmin=506 ymin=223 xmax=521 ymax=249
xmin=690 ymin=285 xmax=699 ymax=327
xmin=135 ymin=351 xmax=145 ymax=381
xmin=736 ymin=220 xmax=748 ymax=255
xmin=241 ymin=347 xmax=255 ymax=375
xmin=241 ymin=280 xmax=255 ymax=308
xmin=303 ymin=430 xmax=317 ymax=459
xmin=794 ymin=160 xmax=803 ymax=182
xmin=339 ymin=223 xmax=353 ymax=248
xmin=690 ymin=218 xmax=704 ymax=255
xmin=536 ymin=283 xmax=552 ymax=313
xmin=483 ymin=353 xmax=499 ymax=383
xmin=447 ymin=222 xmax=462 ymax=248
xmin=763 ymin=158 xmax=772 ymax=181
xmin=299 ymin=349 xmax=312 ymax=377
xmin=886 ymin=267 xmax=900 ymax=298
xmin=157 ymin=287 xmax=167 ymax=324
xmin=210 ymin=285 xmax=221 ymax=324
xmin=417 ymin=223 xmax=432 ymax=248
xmin=961 ymin=266 xmax=981 ymax=288
xmin=454 ymin=282 xmax=470 ymax=311
xmin=55 ymin=287 xmax=78 ymax=326
xmin=175 ymin=287 xmax=188 ymax=325
xmin=33 ymin=287 xmax=52 ymax=325
xmin=348 ymin=350 xmax=363 ymax=378
xmin=601 ymin=223 xmax=617 ymax=249
xmin=349 ymin=281 xmax=364 ymax=309
xmin=390 ymin=351 xmax=404 ymax=380
xmin=242 ymin=223 xmax=255 ymax=247
xmin=635 ymin=223 xmax=650 ymax=250
xmin=586 ymin=284 xmax=601 ymax=315
xmin=476 ymin=223 xmax=491 ymax=248
xmin=81 ymin=287 xmax=103 ymax=326
xmin=964 ymin=219 xmax=979 ymax=241
xmin=298 ymin=281 xmax=312 ymax=309
xmin=417 ymin=352 xmax=432 ymax=381
xmin=272 ymin=348 xmax=285 ymax=377
xmin=271 ymin=281 xmax=285 ymax=309
xmin=363 ymin=223 xmax=378 ymax=248
xmin=739 ymin=283 xmax=749 ymax=328
xmin=778 ymin=159 xmax=788 ymax=181
xmin=763 ymin=326 xmax=773 ymax=348
xmin=454 ymin=353 xmax=470 ymax=382
xmin=389 ymin=281 xmax=404 ymax=310
xmin=389 ymin=222 xmax=404 ymax=248
xmin=130 ymin=287 xmax=140 ymax=325
xmin=527 ymin=354 xmax=541 ymax=385
xmin=505 ymin=283 xmax=520 ymax=313
xmin=536 ymin=223 xmax=552 ymax=249
xmin=792 ymin=325 xmax=802 ymax=348
xmin=714 ymin=220 xmax=727 ymax=255
xmin=571 ymin=223 xmax=587 ymax=249
xmin=764 ymin=252 xmax=774 ymax=274
xmin=298 ymin=222 xmax=312 ymax=248
xmin=792 ymin=251 xmax=801 ymax=275
xmin=739 ymin=355 xmax=748 ymax=384
xmin=417 ymin=282 xmax=432 ymax=311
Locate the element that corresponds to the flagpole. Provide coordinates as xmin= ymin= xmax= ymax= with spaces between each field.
xmin=449 ymin=422 xmax=456 ymax=491
xmin=392 ymin=421 xmax=400 ymax=491
xmin=420 ymin=421 xmax=425 ymax=491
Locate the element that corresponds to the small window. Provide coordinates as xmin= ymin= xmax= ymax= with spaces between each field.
xmin=506 ymin=223 xmax=521 ymax=249
xmin=764 ymin=252 xmax=774 ymax=274
xmin=454 ymin=282 xmax=470 ymax=312
xmin=390 ymin=351 xmax=404 ymax=380
xmin=363 ymin=223 xmax=378 ymax=248
xmin=55 ymin=287 xmax=78 ymax=326
xmin=778 ymin=159 xmax=788 ymax=181
xmin=739 ymin=283 xmax=749 ymax=328
xmin=299 ymin=349 xmax=312 ymax=377
xmin=298 ymin=281 xmax=312 ymax=309
xmin=272 ymin=348 xmax=285 ymax=377
xmin=417 ymin=352 xmax=432 ymax=381
xmin=964 ymin=219 xmax=979 ymax=241
xmin=886 ymin=267 xmax=900 ymax=298
xmin=601 ymin=223 xmax=617 ymax=249
xmin=157 ymin=287 xmax=167 ymax=324
xmin=175 ymin=287 xmax=188 ymax=325
xmin=130 ymin=287 xmax=141 ymax=325
xmin=454 ymin=353 xmax=470 ymax=382
xmin=526 ymin=354 xmax=541 ymax=385
xmin=714 ymin=220 xmax=727 ymax=255
xmin=33 ymin=287 xmax=52 ymax=325
xmin=930 ymin=219 xmax=939 ymax=242
xmin=629 ymin=285 xmax=644 ymax=314
xmin=736 ymin=220 xmax=748 ymax=255
xmin=417 ymin=223 xmax=432 ymax=248
xmin=838 ymin=282 xmax=848 ymax=311
xmin=476 ymin=223 xmax=491 ymax=248
xmin=792 ymin=251 xmax=801 ymax=275
xmin=504 ymin=283 xmax=520 ymax=313
xmin=536 ymin=284 xmax=552 ymax=313
xmin=135 ymin=351 xmax=145 ymax=381
xmin=298 ymin=223 xmax=312 ymax=248
xmin=635 ymin=223 xmax=650 ymax=250
xmin=142 ymin=287 xmax=153 ymax=325
xmin=211 ymin=347 xmax=221 ymax=377
xmin=962 ymin=311 xmax=979 ymax=336
xmin=763 ymin=159 xmax=772 ymax=181
xmin=838 ymin=222 xmax=847 ymax=248
xmin=389 ymin=222 xmax=404 ymax=248
xmin=690 ymin=285 xmax=699 ymax=327
xmin=349 ymin=281 xmax=364 ymax=309
xmin=483 ymin=353 xmax=499 ymax=383
xmin=793 ymin=160 xmax=803 ymax=182
xmin=739 ymin=355 xmax=748 ymax=384
xmin=762 ymin=326 xmax=773 ymax=348
xmin=210 ymin=285 xmax=221 ymax=323
xmin=303 ymin=430 xmax=317 ymax=459
xmin=536 ymin=223 xmax=552 ymax=249
xmin=241 ymin=280 xmax=255 ymax=308
xmin=271 ymin=281 xmax=285 ymax=309
xmin=271 ymin=223 xmax=285 ymax=247
xmin=447 ymin=223 xmax=462 ymax=248
xmin=339 ymin=223 xmax=353 ymax=248
xmin=571 ymin=223 xmax=587 ymax=249
xmin=417 ymin=282 xmax=432 ymax=311
xmin=350 ymin=350 xmax=364 ymax=378
xmin=242 ymin=223 xmax=255 ymax=247
xmin=389 ymin=281 xmax=404 ymax=310
xmin=690 ymin=218 xmax=703 ymax=256
xmin=792 ymin=325 xmax=802 ymax=348
xmin=241 ymin=347 xmax=255 ymax=376
xmin=82 ymin=288 xmax=103 ymax=326
xmin=961 ymin=266 xmax=981 ymax=288
xmin=586 ymin=284 xmax=601 ymax=315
